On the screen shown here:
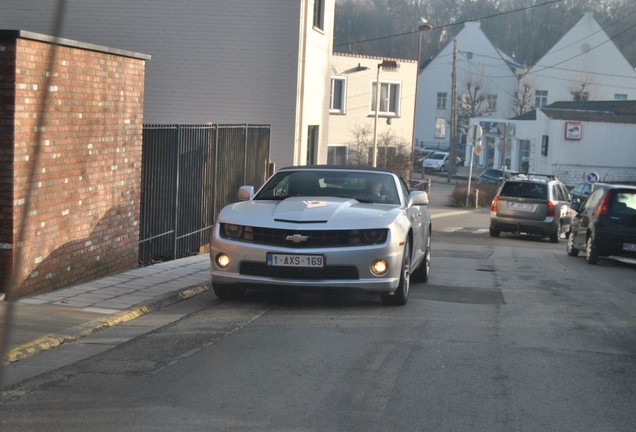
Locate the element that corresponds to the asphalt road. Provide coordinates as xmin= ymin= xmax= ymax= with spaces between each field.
xmin=1 ymin=185 xmax=635 ymax=431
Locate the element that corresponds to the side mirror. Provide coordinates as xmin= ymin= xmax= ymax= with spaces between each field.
xmin=238 ymin=186 xmax=254 ymax=201
xmin=408 ymin=190 xmax=429 ymax=207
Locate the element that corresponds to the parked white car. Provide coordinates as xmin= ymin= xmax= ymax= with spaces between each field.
xmin=421 ymin=151 xmax=461 ymax=172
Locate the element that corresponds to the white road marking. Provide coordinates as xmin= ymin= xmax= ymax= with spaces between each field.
xmin=430 ymin=209 xmax=475 ymax=220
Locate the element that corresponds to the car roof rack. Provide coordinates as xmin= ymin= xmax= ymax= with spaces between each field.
xmin=509 ymin=173 xmax=557 ymax=181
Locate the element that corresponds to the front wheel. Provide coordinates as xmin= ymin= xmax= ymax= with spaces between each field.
xmin=382 ymin=239 xmax=411 ymax=306
xmin=213 ymin=283 xmax=246 ymax=300
xmin=412 ymin=233 xmax=431 ymax=283
xmin=490 ymin=228 xmax=501 ymax=237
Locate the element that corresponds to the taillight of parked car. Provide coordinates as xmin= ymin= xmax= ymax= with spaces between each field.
xmin=597 ymin=192 xmax=611 ymax=216
xmin=490 ymin=196 xmax=499 ymax=212
xmin=546 ymin=200 xmax=556 ymax=217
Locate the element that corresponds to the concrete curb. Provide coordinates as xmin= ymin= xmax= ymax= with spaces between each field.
xmin=4 ymin=284 xmax=210 ymax=364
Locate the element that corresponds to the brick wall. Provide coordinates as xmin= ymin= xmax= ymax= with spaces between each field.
xmin=0 ymin=32 xmax=148 ymax=297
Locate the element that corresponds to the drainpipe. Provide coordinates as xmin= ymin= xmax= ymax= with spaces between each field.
xmin=295 ymin=0 xmax=310 ymax=166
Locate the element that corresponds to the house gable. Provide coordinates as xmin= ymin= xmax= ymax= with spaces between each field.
xmin=526 ymin=13 xmax=636 ymax=105
xmin=414 ymin=21 xmax=519 ymax=149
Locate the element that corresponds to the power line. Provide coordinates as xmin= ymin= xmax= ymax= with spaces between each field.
xmin=334 ymin=0 xmax=564 ymax=48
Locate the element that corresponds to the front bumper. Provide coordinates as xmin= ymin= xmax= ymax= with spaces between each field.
xmin=210 ymin=230 xmax=404 ymax=292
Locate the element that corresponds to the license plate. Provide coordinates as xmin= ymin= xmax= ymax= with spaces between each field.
xmin=267 ymin=253 xmax=324 ymax=268
xmin=623 ymin=243 xmax=636 ymax=252
xmin=510 ymin=202 xmax=534 ymax=212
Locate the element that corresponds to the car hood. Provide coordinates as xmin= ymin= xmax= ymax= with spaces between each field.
xmin=218 ymin=197 xmax=402 ymax=229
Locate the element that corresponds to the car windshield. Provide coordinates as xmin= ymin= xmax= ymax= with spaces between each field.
xmin=428 ymin=153 xmax=446 ymax=160
xmin=254 ymin=170 xmax=401 ymax=204
xmin=482 ymin=169 xmax=502 ymax=177
xmin=500 ymin=181 xmax=547 ymax=199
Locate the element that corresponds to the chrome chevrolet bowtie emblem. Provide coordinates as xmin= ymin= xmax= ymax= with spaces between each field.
xmin=286 ymin=234 xmax=309 ymax=243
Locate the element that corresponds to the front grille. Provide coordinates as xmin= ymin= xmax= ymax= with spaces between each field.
xmin=240 ymin=262 xmax=359 ymax=280
xmin=251 ymin=227 xmax=351 ymax=247
xmin=220 ymin=225 xmax=388 ymax=248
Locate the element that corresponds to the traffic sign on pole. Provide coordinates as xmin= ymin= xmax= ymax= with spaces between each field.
xmin=467 ymin=124 xmax=483 ymax=147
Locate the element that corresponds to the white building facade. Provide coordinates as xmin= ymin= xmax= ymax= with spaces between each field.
xmin=0 ymin=0 xmax=335 ymax=168
xmin=470 ymin=101 xmax=636 ymax=186
xmin=327 ymin=54 xmax=417 ymax=166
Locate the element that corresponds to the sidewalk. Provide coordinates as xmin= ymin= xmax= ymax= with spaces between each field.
xmin=1 ymin=254 xmax=211 ymax=364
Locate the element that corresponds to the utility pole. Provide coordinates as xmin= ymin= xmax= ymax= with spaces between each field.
xmin=448 ymin=39 xmax=458 ymax=182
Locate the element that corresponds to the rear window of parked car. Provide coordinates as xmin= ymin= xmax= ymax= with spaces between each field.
xmin=500 ymin=182 xmax=547 ymax=199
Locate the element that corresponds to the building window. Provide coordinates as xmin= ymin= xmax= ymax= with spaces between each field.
xmin=436 ymin=92 xmax=447 ymax=109
xmin=307 ymin=126 xmax=319 ymax=165
xmin=535 ymin=90 xmax=548 ymax=108
xmin=330 ymin=77 xmax=346 ymax=113
xmin=434 ymin=118 xmax=446 ymax=139
xmin=313 ymin=0 xmax=324 ymax=30
xmin=371 ymin=81 xmax=400 ymax=116
xmin=328 ymin=145 xmax=348 ymax=165
xmin=615 ymin=94 xmax=628 ymax=100
xmin=486 ymin=94 xmax=497 ymax=112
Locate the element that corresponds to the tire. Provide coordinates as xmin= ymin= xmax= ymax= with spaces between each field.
xmin=213 ymin=283 xmax=245 ymax=300
xmin=549 ymin=223 xmax=561 ymax=243
xmin=412 ymin=232 xmax=431 ymax=283
xmin=585 ymin=235 xmax=599 ymax=265
xmin=382 ymin=239 xmax=411 ymax=306
xmin=566 ymin=231 xmax=579 ymax=257
xmin=489 ymin=228 xmax=501 ymax=237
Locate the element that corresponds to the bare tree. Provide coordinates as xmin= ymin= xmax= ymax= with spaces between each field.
xmin=457 ymin=78 xmax=488 ymax=138
xmin=512 ymin=74 xmax=535 ymax=116
xmin=570 ymin=76 xmax=594 ymax=101
xmin=346 ymin=125 xmax=413 ymax=178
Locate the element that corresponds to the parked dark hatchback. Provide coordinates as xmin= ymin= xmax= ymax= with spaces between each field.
xmin=570 ymin=182 xmax=592 ymax=203
xmin=478 ymin=168 xmax=519 ymax=185
xmin=566 ymin=183 xmax=636 ymax=264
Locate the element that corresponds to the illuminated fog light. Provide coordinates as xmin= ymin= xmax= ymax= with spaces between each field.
xmin=371 ymin=259 xmax=388 ymax=276
xmin=216 ymin=253 xmax=231 ymax=269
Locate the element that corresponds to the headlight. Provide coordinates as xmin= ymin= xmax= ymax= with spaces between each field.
xmin=349 ymin=229 xmax=388 ymax=245
xmin=361 ymin=229 xmax=387 ymax=244
xmin=221 ymin=223 xmax=243 ymax=239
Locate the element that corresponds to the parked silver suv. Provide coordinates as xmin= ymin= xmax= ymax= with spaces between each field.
xmin=489 ymin=174 xmax=572 ymax=243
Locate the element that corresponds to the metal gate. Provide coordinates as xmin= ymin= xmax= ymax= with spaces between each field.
xmin=139 ymin=124 xmax=270 ymax=264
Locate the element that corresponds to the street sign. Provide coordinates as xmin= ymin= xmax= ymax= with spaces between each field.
xmin=586 ymin=171 xmax=599 ymax=183
xmin=467 ymin=124 xmax=483 ymax=146
xmin=474 ymin=145 xmax=483 ymax=155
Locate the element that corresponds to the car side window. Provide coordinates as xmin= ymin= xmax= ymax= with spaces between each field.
xmin=581 ymin=189 xmax=604 ymax=213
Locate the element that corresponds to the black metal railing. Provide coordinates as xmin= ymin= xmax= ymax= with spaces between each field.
xmin=139 ymin=124 xmax=270 ymax=264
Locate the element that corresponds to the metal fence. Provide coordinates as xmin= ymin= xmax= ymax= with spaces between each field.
xmin=139 ymin=124 xmax=271 ymax=264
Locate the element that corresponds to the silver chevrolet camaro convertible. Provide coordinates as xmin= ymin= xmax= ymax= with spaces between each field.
xmin=209 ymin=166 xmax=431 ymax=305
